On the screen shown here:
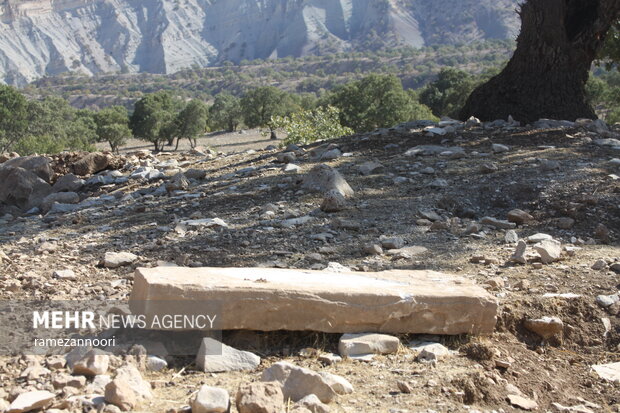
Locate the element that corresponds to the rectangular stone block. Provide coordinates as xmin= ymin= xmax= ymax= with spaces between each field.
xmin=129 ymin=267 xmax=497 ymax=335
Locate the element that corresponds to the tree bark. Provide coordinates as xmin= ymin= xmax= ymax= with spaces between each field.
xmin=460 ymin=0 xmax=620 ymax=123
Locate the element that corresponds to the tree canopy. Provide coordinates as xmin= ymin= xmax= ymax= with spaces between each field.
xmin=129 ymin=91 xmax=182 ymax=151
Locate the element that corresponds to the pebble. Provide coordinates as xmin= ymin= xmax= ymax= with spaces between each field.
xmin=146 ymin=355 xmax=167 ymax=372
xmin=492 ymin=143 xmax=510 ymax=153
xmin=591 ymin=259 xmax=607 ymax=270
xmin=595 ymin=294 xmax=619 ymax=308
xmin=507 ymin=394 xmax=538 ymax=410
xmin=318 ymin=353 xmax=342 ymax=365
xmin=295 ymin=394 xmax=330 ymax=413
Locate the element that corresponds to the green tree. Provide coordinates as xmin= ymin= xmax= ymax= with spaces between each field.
xmin=270 ymin=105 xmax=353 ymax=145
xmin=208 ymin=93 xmax=243 ymax=132
xmin=327 ymin=74 xmax=433 ymax=132
xmin=419 ymin=68 xmax=475 ymax=118
xmin=0 ymin=85 xmax=29 ymax=152
xmin=95 ymin=106 xmax=132 ymax=153
xmin=174 ymin=99 xmax=208 ymax=150
xmin=241 ymin=86 xmax=294 ymax=130
xmin=130 ymin=91 xmax=181 ymax=151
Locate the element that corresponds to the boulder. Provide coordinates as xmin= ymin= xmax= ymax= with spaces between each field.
xmin=73 ymin=152 xmax=112 ymax=176
xmin=235 ymin=382 xmax=284 ymax=413
xmin=191 ymin=385 xmax=230 ymax=413
xmin=261 ymin=361 xmax=336 ymax=403
xmin=301 ymin=164 xmax=354 ymax=198
xmin=129 ymin=267 xmax=498 ymax=335
xmin=2 ymin=156 xmax=53 ymax=182
xmin=196 ymin=337 xmax=261 ymax=373
xmin=0 ymin=166 xmax=52 ymax=210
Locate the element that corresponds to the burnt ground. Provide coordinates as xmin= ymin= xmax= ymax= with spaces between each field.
xmin=0 ymin=122 xmax=619 ymax=412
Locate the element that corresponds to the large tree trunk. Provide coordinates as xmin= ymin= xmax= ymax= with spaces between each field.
xmin=460 ymin=0 xmax=620 ymax=123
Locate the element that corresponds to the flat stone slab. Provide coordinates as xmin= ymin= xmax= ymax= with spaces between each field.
xmin=129 ymin=267 xmax=498 ymax=335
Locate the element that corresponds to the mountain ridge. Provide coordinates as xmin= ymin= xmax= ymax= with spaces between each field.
xmin=0 ymin=0 xmax=519 ymax=85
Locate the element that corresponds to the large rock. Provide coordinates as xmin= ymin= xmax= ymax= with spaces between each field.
xmin=524 ymin=317 xmax=563 ymax=339
xmin=261 ymin=362 xmax=336 ymax=403
xmin=129 ymin=267 xmax=497 ymax=335
xmin=0 ymin=166 xmax=52 ymax=210
xmin=191 ymin=385 xmax=230 ymax=413
xmin=301 ymin=164 xmax=354 ymax=198
xmin=2 ymin=156 xmax=53 ymax=182
xmin=534 ymin=239 xmax=562 ymax=264
xmin=73 ymin=152 xmax=112 ymax=176
xmin=7 ymin=390 xmax=55 ymax=413
xmin=235 ymin=382 xmax=284 ymax=413
xmin=196 ymin=337 xmax=261 ymax=372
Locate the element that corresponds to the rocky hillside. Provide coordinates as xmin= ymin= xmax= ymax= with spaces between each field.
xmin=0 ymin=116 xmax=619 ymax=411
xmin=0 ymin=0 xmax=519 ymax=85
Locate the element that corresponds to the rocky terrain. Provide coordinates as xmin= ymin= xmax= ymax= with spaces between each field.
xmin=0 ymin=0 xmax=519 ymax=85
xmin=0 ymin=116 xmax=619 ymax=412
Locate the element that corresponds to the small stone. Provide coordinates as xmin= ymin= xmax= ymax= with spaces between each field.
xmin=104 ymin=365 xmax=153 ymax=411
xmin=363 ymin=244 xmax=383 ymax=256
xmin=7 ymin=391 xmax=55 ymax=413
xmin=555 ymin=217 xmax=575 ymax=229
xmin=524 ymin=316 xmax=564 ymax=339
xmin=103 ymin=252 xmax=138 ymax=268
xmin=318 ymin=353 xmax=342 ymax=365
xmin=357 ymin=161 xmax=384 ymax=176
xmin=72 ymin=349 xmax=109 ymax=376
xmin=610 ymin=263 xmax=620 ymax=273
xmin=495 ymin=359 xmax=512 ymax=369
xmin=191 ymin=385 xmax=230 ymax=413
xmin=379 ymin=237 xmax=404 ymax=250
xmin=283 ymin=164 xmax=301 ymax=173
xmin=486 ymin=277 xmax=505 ymax=290
xmin=591 ymin=259 xmax=607 ymax=270
xmin=276 ymin=152 xmax=296 ymax=164
xmin=52 ymin=269 xmax=77 ymax=280
xmin=52 ymin=373 xmax=87 ymax=389
xmin=318 ymin=372 xmax=353 ymax=394
xmin=410 ymin=341 xmax=451 ymax=362
xmin=338 ymin=333 xmax=400 ymax=358
xmin=534 ymin=239 xmax=562 ymax=264
xmin=397 ymin=380 xmax=413 ymax=394
xmin=511 ymin=240 xmax=527 ymax=264
xmin=591 ymin=362 xmax=620 ymax=383
xmin=594 ymin=223 xmax=610 ymax=243
xmin=480 ymin=216 xmax=516 ymax=229
xmin=504 ymin=230 xmax=519 ymax=244
xmin=507 ymin=209 xmax=533 ymax=225
xmin=527 ymin=233 xmax=553 ymax=243
xmin=492 ymin=143 xmax=510 ymax=153
xmin=596 ymin=294 xmax=619 ymax=308
xmin=508 ymin=394 xmax=538 ymax=410
xmin=295 ymin=394 xmax=330 ymax=413
xmin=532 ymin=262 xmax=543 ymax=269
xmin=146 ymin=355 xmax=167 ymax=372
xmin=261 ymin=361 xmax=336 ymax=403
xmin=196 ymin=337 xmax=261 ymax=372
xmin=236 ymin=382 xmax=285 ymax=413
xmin=320 ymin=190 xmax=347 ymax=212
